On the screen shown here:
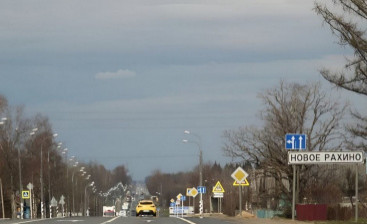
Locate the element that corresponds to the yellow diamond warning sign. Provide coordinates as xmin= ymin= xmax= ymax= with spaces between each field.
xmin=231 ymin=166 xmax=248 ymax=182
xmin=212 ymin=181 xmax=225 ymax=193
xmin=177 ymin=193 xmax=182 ymax=200
xmin=190 ymin=187 xmax=198 ymax=198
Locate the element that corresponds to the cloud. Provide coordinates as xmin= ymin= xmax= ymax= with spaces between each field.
xmin=95 ymin=69 xmax=136 ymax=80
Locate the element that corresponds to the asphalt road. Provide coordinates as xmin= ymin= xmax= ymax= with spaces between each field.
xmin=0 ymin=216 xmax=235 ymax=224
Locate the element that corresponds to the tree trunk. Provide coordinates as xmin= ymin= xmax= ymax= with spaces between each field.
xmin=10 ymin=175 xmax=16 ymax=219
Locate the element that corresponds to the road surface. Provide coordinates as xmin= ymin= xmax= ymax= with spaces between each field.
xmin=0 ymin=216 xmax=232 ymax=224
xmin=0 ymin=216 xmax=310 ymax=224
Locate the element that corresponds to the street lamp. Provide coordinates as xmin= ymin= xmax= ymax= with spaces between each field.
xmin=60 ymin=147 xmax=69 ymax=216
xmin=0 ymin=118 xmax=7 ymax=218
xmin=84 ymin=181 xmax=94 ymax=216
xmin=47 ymin=134 xmax=58 ymax=219
xmin=71 ymin=161 xmax=80 ymax=216
xmin=183 ymin=130 xmax=203 ymax=218
xmin=0 ymin=117 xmax=7 ymax=125
xmin=182 ymin=139 xmax=202 ymax=187
xmin=31 ymin=131 xmax=58 ymax=219
xmin=18 ymin=127 xmax=39 ymax=219
xmin=28 ymin=128 xmax=38 ymax=219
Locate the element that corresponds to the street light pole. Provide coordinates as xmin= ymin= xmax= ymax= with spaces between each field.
xmin=71 ymin=171 xmax=75 ymax=216
xmin=61 ymin=148 xmax=68 ymax=217
xmin=70 ymin=160 xmax=79 ymax=216
xmin=84 ymin=182 xmax=94 ymax=216
xmin=48 ymin=149 xmax=51 ymax=218
xmin=40 ymin=143 xmax=44 ymax=218
xmin=18 ymin=136 xmax=23 ymax=219
xmin=0 ymin=118 xmax=7 ymax=218
xmin=37 ymin=133 xmax=57 ymax=219
xmin=183 ymin=130 xmax=203 ymax=218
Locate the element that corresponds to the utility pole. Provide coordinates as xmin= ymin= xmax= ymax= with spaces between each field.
xmin=40 ymin=145 xmax=44 ymax=219
xmin=0 ymin=178 xmax=4 ymax=218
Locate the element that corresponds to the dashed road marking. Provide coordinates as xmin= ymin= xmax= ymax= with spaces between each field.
xmin=100 ymin=216 xmax=120 ymax=224
xmin=177 ymin=217 xmax=196 ymax=224
xmin=15 ymin=219 xmax=46 ymax=224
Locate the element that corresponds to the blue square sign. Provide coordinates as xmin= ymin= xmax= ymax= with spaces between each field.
xmin=197 ymin=186 xmax=206 ymax=194
xmin=285 ymin=134 xmax=306 ymax=150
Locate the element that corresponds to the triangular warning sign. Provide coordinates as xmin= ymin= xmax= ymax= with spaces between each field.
xmin=233 ymin=178 xmax=250 ymax=186
xmin=212 ymin=181 xmax=225 ymax=193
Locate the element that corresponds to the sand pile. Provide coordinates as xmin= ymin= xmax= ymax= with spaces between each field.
xmin=237 ymin=211 xmax=255 ymax=218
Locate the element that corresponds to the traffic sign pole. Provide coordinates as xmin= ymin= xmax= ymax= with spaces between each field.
xmin=177 ymin=202 xmax=179 ymax=217
xmin=231 ymin=167 xmax=249 ymax=217
xmin=239 ymin=186 xmax=242 ymax=217
xmin=199 ymin=194 xmax=203 ymax=218
xmin=197 ymin=186 xmax=205 ymax=218
xmin=356 ymin=164 xmax=358 ymax=222
xmin=292 ymin=165 xmax=296 ymax=220
xmin=193 ymin=196 xmax=195 ymax=215
xmin=30 ymin=190 xmax=32 ymax=219
xmin=27 ymin=183 xmax=33 ymax=219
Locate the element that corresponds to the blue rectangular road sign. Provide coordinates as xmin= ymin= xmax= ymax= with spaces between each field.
xmin=285 ymin=134 xmax=307 ymax=150
xmin=197 ymin=186 xmax=206 ymax=194
xmin=181 ymin=196 xmax=186 ymax=201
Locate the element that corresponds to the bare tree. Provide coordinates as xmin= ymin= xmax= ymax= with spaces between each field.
xmin=314 ymin=0 xmax=367 ymax=95
xmin=315 ymin=0 xmax=367 ymax=153
xmin=222 ymin=81 xmax=347 ymax=205
xmin=111 ymin=165 xmax=131 ymax=186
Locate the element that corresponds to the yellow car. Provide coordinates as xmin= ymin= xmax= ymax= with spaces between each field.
xmin=136 ymin=200 xmax=157 ymax=216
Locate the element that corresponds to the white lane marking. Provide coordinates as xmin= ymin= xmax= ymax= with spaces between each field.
xmin=100 ymin=216 xmax=120 ymax=224
xmin=57 ymin=220 xmax=84 ymax=222
xmin=177 ymin=217 xmax=196 ymax=224
xmin=15 ymin=219 xmax=46 ymax=224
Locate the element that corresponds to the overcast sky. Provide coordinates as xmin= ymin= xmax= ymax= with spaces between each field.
xmin=1 ymin=0 xmax=365 ymax=181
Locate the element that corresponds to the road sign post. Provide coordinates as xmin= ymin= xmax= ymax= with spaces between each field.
xmin=197 ymin=186 xmax=206 ymax=218
xmin=292 ymin=165 xmax=296 ymax=220
xmin=50 ymin=197 xmax=57 ymax=218
xmin=286 ymin=133 xmax=307 ymax=220
xmin=231 ymin=167 xmax=249 ymax=217
xmin=21 ymin=190 xmax=30 ymax=219
xmin=212 ymin=181 xmax=224 ymax=213
xmin=356 ymin=164 xmax=358 ymax=222
xmin=27 ymin=183 xmax=33 ymax=219
xmin=59 ymin=195 xmax=65 ymax=217
xmin=181 ymin=195 xmax=186 ymax=217
xmin=190 ymin=187 xmax=198 ymax=214
xmin=287 ymin=148 xmax=364 ymax=221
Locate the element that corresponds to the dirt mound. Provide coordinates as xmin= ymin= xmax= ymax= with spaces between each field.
xmin=237 ymin=211 xmax=255 ymax=218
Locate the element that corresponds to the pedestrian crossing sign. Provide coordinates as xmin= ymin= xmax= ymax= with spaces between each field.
xmin=212 ymin=181 xmax=225 ymax=193
xmin=22 ymin=190 xmax=30 ymax=199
